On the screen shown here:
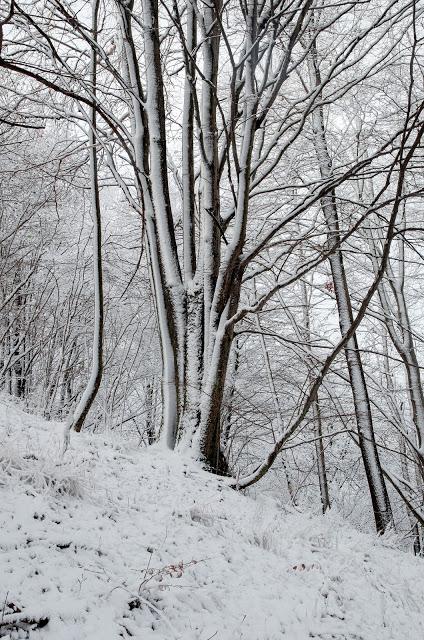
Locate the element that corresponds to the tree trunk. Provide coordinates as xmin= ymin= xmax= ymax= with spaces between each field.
xmin=64 ymin=0 xmax=104 ymax=443
xmin=308 ymin=40 xmax=392 ymax=533
xmin=299 ymin=280 xmax=331 ymax=513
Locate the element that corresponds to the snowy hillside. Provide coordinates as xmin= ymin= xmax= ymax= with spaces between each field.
xmin=1 ymin=397 xmax=424 ymax=640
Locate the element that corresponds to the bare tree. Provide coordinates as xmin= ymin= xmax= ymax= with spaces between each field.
xmin=1 ymin=0 xmax=424 ymax=534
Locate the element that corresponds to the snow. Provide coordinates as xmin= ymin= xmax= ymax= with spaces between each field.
xmin=1 ymin=396 xmax=424 ymax=640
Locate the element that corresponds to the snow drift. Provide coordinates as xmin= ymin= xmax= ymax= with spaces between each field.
xmin=1 ymin=396 xmax=423 ymax=640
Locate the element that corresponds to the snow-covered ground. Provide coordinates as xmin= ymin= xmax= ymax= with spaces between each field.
xmin=1 ymin=396 xmax=424 ymax=640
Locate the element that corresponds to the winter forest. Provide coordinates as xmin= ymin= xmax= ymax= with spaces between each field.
xmin=2 ymin=0 xmax=424 ymax=638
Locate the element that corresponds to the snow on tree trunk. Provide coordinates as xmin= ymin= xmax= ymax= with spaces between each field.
xmin=64 ymin=0 xmax=104 ymax=444
xmin=308 ymin=40 xmax=392 ymax=533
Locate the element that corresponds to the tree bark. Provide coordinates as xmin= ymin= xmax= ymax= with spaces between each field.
xmin=64 ymin=0 xmax=104 ymax=443
xmin=307 ymin=38 xmax=392 ymax=532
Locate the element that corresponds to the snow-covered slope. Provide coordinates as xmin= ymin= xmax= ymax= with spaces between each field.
xmin=1 ymin=397 xmax=424 ymax=640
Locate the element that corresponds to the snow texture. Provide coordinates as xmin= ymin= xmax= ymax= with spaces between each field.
xmin=1 ymin=395 xmax=424 ymax=640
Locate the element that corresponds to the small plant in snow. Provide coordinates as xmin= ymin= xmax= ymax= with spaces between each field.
xmin=0 ymin=438 xmax=85 ymax=498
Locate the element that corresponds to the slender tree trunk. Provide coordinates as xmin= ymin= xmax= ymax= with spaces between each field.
xmin=254 ymin=303 xmax=296 ymax=504
xmin=145 ymin=380 xmax=155 ymax=445
xmin=179 ymin=2 xmax=204 ymax=442
xmin=64 ymin=0 xmax=103 ymax=443
xmin=222 ymin=338 xmax=240 ymax=459
xmin=118 ymin=0 xmax=181 ymax=449
xmin=182 ymin=2 xmax=196 ymax=284
xmin=200 ymin=0 xmax=221 ymax=364
xmin=300 ymin=281 xmax=331 ymax=512
xmin=308 ymin=40 xmax=392 ymax=532
xmin=193 ymin=1 xmax=259 ymax=471
xmin=280 ymin=280 xmax=330 ymax=512
xmin=367 ymin=216 xmax=424 ymax=452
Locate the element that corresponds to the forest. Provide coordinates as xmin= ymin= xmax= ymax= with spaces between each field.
xmin=1 ymin=1 xmax=424 ymax=637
